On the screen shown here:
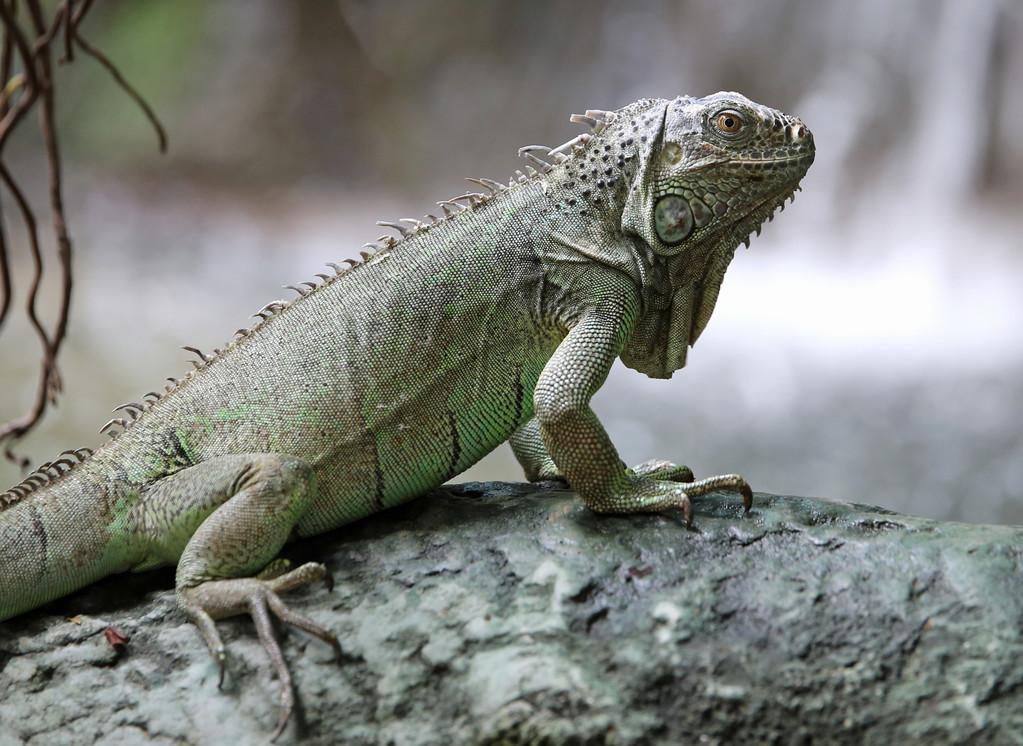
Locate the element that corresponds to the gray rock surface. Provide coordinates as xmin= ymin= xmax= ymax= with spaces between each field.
xmin=2 ymin=482 xmax=1022 ymax=745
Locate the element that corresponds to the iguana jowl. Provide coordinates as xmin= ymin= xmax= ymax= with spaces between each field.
xmin=0 ymin=93 xmax=813 ymax=737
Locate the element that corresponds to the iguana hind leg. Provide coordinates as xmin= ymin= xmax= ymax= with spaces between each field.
xmin=132 ymin=453 xmax=340 ymax=740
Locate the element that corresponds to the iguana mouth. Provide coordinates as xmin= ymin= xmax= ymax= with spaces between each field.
xmin=728 ymin=152 xmax=816 ymax=167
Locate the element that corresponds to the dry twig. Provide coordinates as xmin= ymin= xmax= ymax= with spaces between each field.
xmin=0 ymin=0 xmax=166 ymax=465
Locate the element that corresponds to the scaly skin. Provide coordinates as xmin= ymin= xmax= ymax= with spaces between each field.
xmin=0 ymin=93 xmax=813 ymax=737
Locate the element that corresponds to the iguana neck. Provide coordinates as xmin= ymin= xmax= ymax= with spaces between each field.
xmin=535 ymin=102 xmax=733 ymax=379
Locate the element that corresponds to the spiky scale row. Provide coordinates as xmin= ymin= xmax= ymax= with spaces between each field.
xmin=114 ymin=403 xmax=145 ymax=419
xmin=570 ymin=109 xmax=611 ymax=135
xmin=738 ymin=188 xmax=801 ymax=250
xmin=480 ymin=177 xmax=507 ymax=193
xmin=182 ymin=346 xmax=211 ymax=363
xmin=0 ymin=447 xmax=93 ymax=506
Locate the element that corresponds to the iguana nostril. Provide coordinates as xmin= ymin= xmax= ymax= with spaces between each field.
xmin=786 ymin=118 xmax=813 ymax=146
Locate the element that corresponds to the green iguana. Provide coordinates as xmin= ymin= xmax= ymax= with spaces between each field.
xmin=0 ymin=92 xmax=813 ymax=737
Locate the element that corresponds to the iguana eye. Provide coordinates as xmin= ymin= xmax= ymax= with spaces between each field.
xmin=714 ymin=110 xmax=744 ymax=136
xmin=654 ymin=195 xmax=694 ymax=245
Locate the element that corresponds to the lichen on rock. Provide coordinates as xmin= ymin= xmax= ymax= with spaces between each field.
xmin=2 ymin=482 xmax=1022 ymax=744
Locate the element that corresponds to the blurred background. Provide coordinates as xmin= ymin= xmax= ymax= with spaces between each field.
xmin=1 ymin=0 xmax=1021 ymax=523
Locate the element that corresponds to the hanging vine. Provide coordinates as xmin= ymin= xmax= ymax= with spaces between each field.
xmin=0 ymin=0 xmax=165 ymax=467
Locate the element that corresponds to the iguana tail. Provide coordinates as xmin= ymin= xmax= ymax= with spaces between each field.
xmin=0 ymin=473 xmax=132 ymax=622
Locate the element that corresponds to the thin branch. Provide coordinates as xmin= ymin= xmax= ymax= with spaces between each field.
xmin=60 ymin=0 xmax=73 ymax=63
xmin=0 ymin=161 xmax=46 ymax=340
xmin=33 ymin=0 xmax=66 ymax=55
xmin=0 ymin=1 xmax=39 ymax=153
xmin=27 ymin=0 xmax=71 ymax=405
xmin=0 ymin=162 xmax=52 ymax=447
xmin=0 ymin=0 xmax=167 ymax=460
xmin=60 ymin=0 xmax=94 ymax=65
xmin=0 ymin=0 xmax=54 ymax=459
xmin=69 ymin=0 xmax=93 ymax=30
xmin=72 ymin=32 xmax=166 ymax=153
xmin=0 ymin=185 xmax=9 ymax=333
xmin=0 ymin=3 xmax=12 ymax=332
xmin=0 ymin=4 xmax=50 ymax=360
xmin=0 ymin=4 xmax=13 ymax=120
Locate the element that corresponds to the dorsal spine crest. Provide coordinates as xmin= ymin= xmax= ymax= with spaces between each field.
xmin=0 ymin=102 xmax=619 ymax=510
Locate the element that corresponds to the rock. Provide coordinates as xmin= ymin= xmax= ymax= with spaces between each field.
xmin=2 ymin=482 xmax=1022 ymax=744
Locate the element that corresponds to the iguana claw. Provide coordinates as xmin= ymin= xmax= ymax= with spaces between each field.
xmin=178 ymin=561 xmax=343 ymax=740
xmin=216 ymin=650 xmax=227 ymax=689
xmin=681 ymin=496 xmax=693 ymax=527
xmin=680 ymin=473 xmax=754 ymax=518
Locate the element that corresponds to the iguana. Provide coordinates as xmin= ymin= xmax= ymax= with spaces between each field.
xmin=0 ymin=92 xmax=813 ymax=737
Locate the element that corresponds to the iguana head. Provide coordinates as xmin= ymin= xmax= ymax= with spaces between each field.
xmin=606 ymin=93 xmax=815 ymax=377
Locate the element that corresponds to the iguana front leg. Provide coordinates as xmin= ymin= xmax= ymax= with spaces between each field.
xmin=130 ymin=454 xmax=341 ymax=739
xmin=534 ymin=290 xmax=751 ymax=524
xmin=510 ymin=417 xmax=695 ymax=484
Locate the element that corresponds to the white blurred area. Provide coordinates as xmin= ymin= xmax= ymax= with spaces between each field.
xmin=0 ymin=0 xmax=1021 ymax=522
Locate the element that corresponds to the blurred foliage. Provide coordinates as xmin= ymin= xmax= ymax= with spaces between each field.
xmin=20 ymin=0 xmax=1020 ymax=202
xmin=1 ymin=0 xmax=1021 ymax=521
xmin=54 ymin=0 xmax=202 ymax=162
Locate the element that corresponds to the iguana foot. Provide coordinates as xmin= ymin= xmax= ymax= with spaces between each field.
xmin=589 ymin=472 xmax=752 ymax=527
xmin=629 ymin=459 xmax=695 ymax=483
xmin=524 ymin=459 xmax=695 ymax=485
xmin=178 ymin=561 xmax=341 ymax=741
